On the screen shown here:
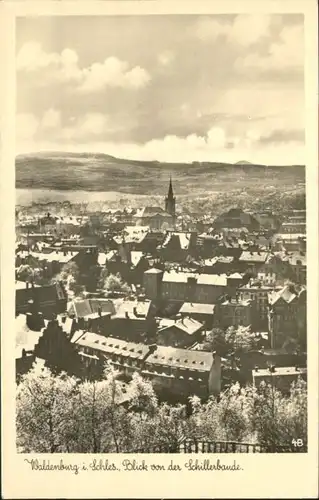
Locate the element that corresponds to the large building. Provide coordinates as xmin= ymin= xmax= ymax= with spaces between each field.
xmin=16 ymin=280 xmax=67 ymax=318
xmin=268 ymin=285 xmax=307 ymax=350
xmin=71 ymin=331 xmax=221 ymax=399
xmin=134 ymin=178 xmax=176 ymax=231
xmin=144 ymin=269 xmax=243 ymax=304
xmin=213 ymin=208 xmax=260 ymax=232
xmin=215 ymin=296 xmax=254 ymax=329
xmin=159 ymin=231 xmax=197 ymax=262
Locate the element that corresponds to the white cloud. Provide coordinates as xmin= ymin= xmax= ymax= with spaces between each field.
xmin=17 ymin=42 xmax=81 ymax=83
xmin=16 ymin=108 xmax=305 ymax=165
xmin=17 ymin=42 xmax=151 ymax=92
xmin=79 ymin=58 xmax=150 ymax=92
xmin=124 ymin=66 xmax=151 ymax=89
xmin=194 ymin=15 xmax=271 ymax=46
xmin=235 ymin=24 xmax=303 ymax=73
xmin=231 ymin=15 xmax=271 ymax=47
xmin=16 ymin=113 xmax=38 ymax=141
xmin=41 ymin=108 xmax=61 ymax=129
xmin=158 ymin=51 xmax=175 ymax=66
xmin=60 ymin=113 xmax=110 ymax=141
xmin=17 ymin=41 xmax=58 ymax=71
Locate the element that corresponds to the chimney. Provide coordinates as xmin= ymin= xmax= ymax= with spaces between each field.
xmin=142 ymin=343 xmax=157 ymax=362
xmin=255 ymin=365 xmax=259 ymax=372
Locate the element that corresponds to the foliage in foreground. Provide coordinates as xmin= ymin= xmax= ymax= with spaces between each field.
xmin=16 ymin=363 xmax=307 ymax=453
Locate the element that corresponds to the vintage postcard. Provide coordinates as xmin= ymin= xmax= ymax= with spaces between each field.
xmin=1 ymin=0 xmax=318 ymax=498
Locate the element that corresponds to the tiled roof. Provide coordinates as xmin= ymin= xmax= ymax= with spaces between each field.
xmin=159 ymin=317 xmax=203 ymax=335
xmin=145 ymin=345 xmax=213 ymax=371
xmin=144 ymin=268 xmax=163 ymax=274
xmin=16 ymin=281 xmax=40 ymax=290
xmin=205 ymin=256 xmax=234 ymax=266
xmin=287 ymin=253 xmax=306 ymax=266
xmin=113 ymin=226 xmax=149 ymax=245
xmin=221 ymin=298 xmax=251 ymax=307
xmin=162 ymin=271 xmax=227 ymax=286
xmin=68 ymin=298 xmax=116 ymax=318
xmin=56 ymin=315 xmax=75 ymax=335
xmin=90 ymin=299 xmax=116 ymax=315
xmin=161 ymin=232 xmax=192 ymax=250
xmin=35 ymin=251 xmax=79 ymax=263
xmin=73 ymin=332 xmax=149 ymax=359
xmin=229 ymin=272 xmax=243 ymax=279
xmin=275 ymin=233 xmax=306 ymax=241
xmin=97 ymin=252 xmax=107 ymax=266
xmin=179 ymin=302 xmax=216 ymax=315
xmin=239 ymin=251 xmax=269 ymax=263
xmin=134 ymin=206 xmax=171 ymax=218
xmin=253 ymin=366 xmax=307 ymax=377
xmin=113 ymin=299 xmax=151 ymax=318
xmin=131 ymin=251 xmax=144 ymax=268
xmin=15 ymin=314 xmax=44 ymax=351
xmin=268 ymin=286 xmax=297 ymax=305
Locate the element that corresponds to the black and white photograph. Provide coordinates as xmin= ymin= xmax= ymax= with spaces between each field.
xmin=12 ymin=7 xmax=311 ymax=459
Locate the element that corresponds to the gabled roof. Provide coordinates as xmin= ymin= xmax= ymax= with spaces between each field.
xmin=144 ymin=268 xmax=163 ymax=274
xmin=134 ymin=206 xmax=172 ymax=218
xmin=159 ymin=317 xmax=203 ymax=335
xmin=68 ymin=298 xmax=116 ymax=318
xmin=131 ymin=251 xmax=144 ymax=268
xmin=113 ymin=226 xmax=149 ymax=245
xmin=97 ymin=250 xmax=118 ymax=266
xmin=179 ymin=303 xmax=216 ymax=315
xmin=113 ymin=299 xmax=151 ymax=319
xmin=161 ymin=232 xmax=192 ymax=250
xmin=239 ymin=251 xmax=269 ymax=263
xmin=15 ymin=314 xmax=45 ymax=351
xmin=268 ymin=286 xmax=297 ymax=305
xmin=204 ymin=256 xmax=234 ymax=266
xmin=287 ymin=252 xmax=306 ymax=266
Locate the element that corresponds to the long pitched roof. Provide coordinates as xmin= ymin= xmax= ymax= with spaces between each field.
xmin=179 ymin=302 xmax=216 ymax=315
xmin=72 ymin=332 xmax=149 ymax=359
xmin=162 ymin=271 xmax=228 ymax=286
xmin=72 ymin=332 xmax=214 ymax=372
xmin=145 ymin=345 xmax=213 ymax=371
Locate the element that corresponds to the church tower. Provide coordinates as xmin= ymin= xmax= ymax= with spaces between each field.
xmin=165 ymin=176 xmax=176 ymax=220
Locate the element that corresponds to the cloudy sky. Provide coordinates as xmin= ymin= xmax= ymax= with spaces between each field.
xmin=16 ymin=14 xmax=304 ymax=164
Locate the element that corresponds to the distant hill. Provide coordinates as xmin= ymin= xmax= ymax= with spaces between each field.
xmin=235 ymin=160 xmax=253 ymax=165
xmin=16 ymin=151 xmax=305 ymax=195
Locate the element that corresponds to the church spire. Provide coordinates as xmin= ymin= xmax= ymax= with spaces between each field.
xmin=168 ymin=175 xmax=174 ymax=197
xmin=165 ymin=175 xmax=176 ymax=221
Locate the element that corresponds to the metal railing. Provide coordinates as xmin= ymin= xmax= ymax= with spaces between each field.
xmin=134 ymin=439 xmax=306 ymax=453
